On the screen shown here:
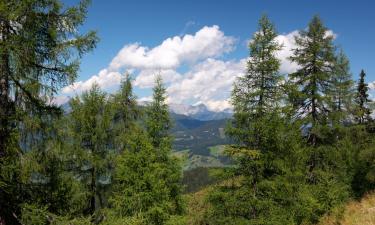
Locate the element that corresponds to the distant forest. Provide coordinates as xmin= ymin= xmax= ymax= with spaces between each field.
xmin=1 ymin=1 xmax=375 ymax=225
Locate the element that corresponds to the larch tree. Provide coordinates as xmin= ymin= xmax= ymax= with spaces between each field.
xmin=228 ymin=14 xmax=283 ymax=149
xmin=68 ymin=84 xmax=114 ymax=215
xmin=0 ymin=0 xmax=97 ymax=223
xmin=111 ymin=75 xmax=183 ymax=224
xmin=145 ymin=75 xmax=172 ymax=149
xmin=208 ymin=15 xmax=297 ymax=224
xmin=289 ymin=15 xmax=336 ymax=146
xmin=111 ymin=73 xmax=141 ymax=152
xmin=327 ymin=49 xmax=354 ymax=124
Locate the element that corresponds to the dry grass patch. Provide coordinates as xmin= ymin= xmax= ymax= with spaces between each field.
xmin=319 ymin=192 xmax=375 ymax=225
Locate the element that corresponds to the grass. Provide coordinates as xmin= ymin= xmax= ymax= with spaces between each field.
xmin=208 ymin=145 xmax=226 ymax=157
xmin=319 ymin=192 xmax=375 ymax=225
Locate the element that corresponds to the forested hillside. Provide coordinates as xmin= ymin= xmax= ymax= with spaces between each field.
xmin=1 ymin=1 xmax=375 ymax=225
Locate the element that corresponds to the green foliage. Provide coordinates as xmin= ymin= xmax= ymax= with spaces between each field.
xmin=146 ymin=75 xmax=173 ymax=149
xmin=0 ymin=0 xmax=97 ymax=223
xmin=354 ymin=70 xmax=372 ymax=124
xmin=229 ymin=15 xmax=282 ymax=148
xmin=288 ymin=15 xmax=336 ymax=144
xmin=111 ymin=73 xmax=141 ymax=151
xmin=1 ymin=2 xmax=374 ymax=224
xmin=327 ymin=49 xmax=354 ymax=124
xmin=68 ymin=83 xmax=115 ymax=215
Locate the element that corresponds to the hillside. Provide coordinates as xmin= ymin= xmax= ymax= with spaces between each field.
xmin=319 ymin=193 xmax=375 ymax=225
xmin=171 ymin=112 xmax=232 ymax=155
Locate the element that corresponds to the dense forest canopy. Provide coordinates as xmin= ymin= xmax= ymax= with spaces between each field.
xmin=1 ymin=1 xmax=375 ymax=225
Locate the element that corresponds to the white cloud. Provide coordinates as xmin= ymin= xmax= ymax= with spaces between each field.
xmin=274 ymin=29 xmax=337 ymax=74
xmin=134 ymin=69 xmax=182 ymax=88
xmin=166 ymin=58 xmax=246 ymax=111
xmin=369 ymin=81 xmax=375 ymax=90
xmin=275 ymin=30 xmax=300 ymax=74
xmin=61 ymin=69 xmax=122 ymax=95
xmin=204 ymin=99 xmax=232 ymax=112
xmin=50 ymin=95 xmax=70 ymax=106
xmin=61 ymin=25 xmax=236 ymax=98
xmin=109 ymin=25 xmax=236 ymax=71
xmin=58 ymin=26 xmax=338 ymax=112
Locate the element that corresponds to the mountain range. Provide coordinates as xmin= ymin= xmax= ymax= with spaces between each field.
xmin=61 ymin=101 xmax=233 ymax=169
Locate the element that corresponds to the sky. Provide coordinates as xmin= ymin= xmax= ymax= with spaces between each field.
xmin=59 ymin=0 xmax=375 ymax=111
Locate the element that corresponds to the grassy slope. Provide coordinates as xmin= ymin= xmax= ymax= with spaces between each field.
xmin=180 ymin=184 xmax=375 ymax=225
xmin=319 ymin=192 xmax=375 ymax=225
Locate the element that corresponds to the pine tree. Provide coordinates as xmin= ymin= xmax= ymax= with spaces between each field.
xmin=68 ymin=84 xmax=114 ymax=215
xmin=0 ymin=0 xmax=97 ymax=223
xmin=207 ymin=15 xmax=300 ymax=223
xmin=145 ymin=75 xmax=182 ymax=214
xmin=111 ymin=73 xmax=141 ymax=152
xmin=289 ymin=15 xmax=336 ymax=145
xmin=327 ymin=49 xmax=354 ymax=124
xmin=355 ymin=70 xmax=372 ymax=124
xmin=111 ymin=75 xmax=183 ymax=224
xmin=228 ymin=14 xmax=282 ymax=149
xmin=145 ymin=75 xmax=172 ymax=149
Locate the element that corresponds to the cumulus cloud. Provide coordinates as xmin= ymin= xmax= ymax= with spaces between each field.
xmin=369 ymin=81 xmax=375 ymax=90
xmin=274 ymin=29 xmax=337 ymax=74
xmin=109 ymin=25 xmax=236 ymax=71
xmin=62 ymin=69 xmax=122 ymax=95
xmin=61 ymin=25 xmax=236 ymax=98
xmin=134 ymin=69 xmax=182 ymax=88
xmin=166 ymin=58 xmax=246 ymax=111
xmin=275 ymin=30 xmax=300 ymax=74
xmin=58 ymin=26 xmax=337 ymax=112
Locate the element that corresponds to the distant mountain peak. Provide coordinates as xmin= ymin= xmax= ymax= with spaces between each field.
xmin=169 ymin=103 xmax=232 ymax=121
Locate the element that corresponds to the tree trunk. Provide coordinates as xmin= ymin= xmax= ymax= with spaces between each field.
xmin=90 ymin=167 xmax=96 ymax=215
xmin=0 ymin=20 xmax=11 ymax=159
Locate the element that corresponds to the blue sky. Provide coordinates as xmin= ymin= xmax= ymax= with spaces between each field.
xmin=60 ymin=0 xmax=375 ymax=111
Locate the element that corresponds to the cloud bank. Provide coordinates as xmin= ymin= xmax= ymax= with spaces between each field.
xmin=59 ymin=25 xmax=328 ymax=111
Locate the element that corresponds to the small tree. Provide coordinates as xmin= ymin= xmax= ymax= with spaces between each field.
xmin=111 ymin=73 xmax=141 ymax=152
xmin=355 ymin=70 xmax=372 ymax=124
xmin=145 ymin=75 xmax=172 ymax=149
xmin=327 ymin=49 xmax=354 ymax=124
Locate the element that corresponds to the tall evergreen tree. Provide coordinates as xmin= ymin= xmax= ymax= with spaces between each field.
xmin=228 ymin=14 xmax=282 ymax=148
xmin=327 ymin=49 xmax=354 ymax=123
xmin=145 ymin=75 xmax=172 ymax=149
xmin=111 ymin=73 xmax=141 ymax=151
xmin=206 ymin=16 xmax=304 ymax=224
xmin=111 ymin=75 xmax=183 ymax=224
xmin=0 ymin=0 xmax=97 ymax=223
xmin=355 ymin=70 xmax=372 ymax=124
xmin=289 ymin=15 xmax=336 ymax=145
xmin=68 ymin=84 xmax=114 ymax=215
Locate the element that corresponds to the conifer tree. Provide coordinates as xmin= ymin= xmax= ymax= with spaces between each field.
xmin=355 ymin=70 xmax=372 ymax=124
xmin=207 ymin=15 xmax=300 ymax=224
xmin=327 ymin=49 xmax=354 ymax=122
xmin=228 ymin=14 xmax=282 ymax=148
xmin=0 ymin=0 xmax=97 ymax=223
xmin=111 ymin=75 xmax=183 ymax=224
xmin=69 ymin=84 xmax=114 ymax=215
xmin=111 ymin=73 xmax=141 ymax=151
xmin=146 ymin=75 xmax=172 ymax=149
xmin=145 ymin=75 xmax=182 ymax=214
xmin=289 ymin=15 xmax=336 ymax=145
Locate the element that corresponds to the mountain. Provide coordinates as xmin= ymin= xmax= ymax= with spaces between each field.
xmin=61 ymin=101 xmax=232 ymax=152
xmin=170 ymin=112 xmax=232 ymax=155
xmin=169 ymin=103 xmax=232 ymax=121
